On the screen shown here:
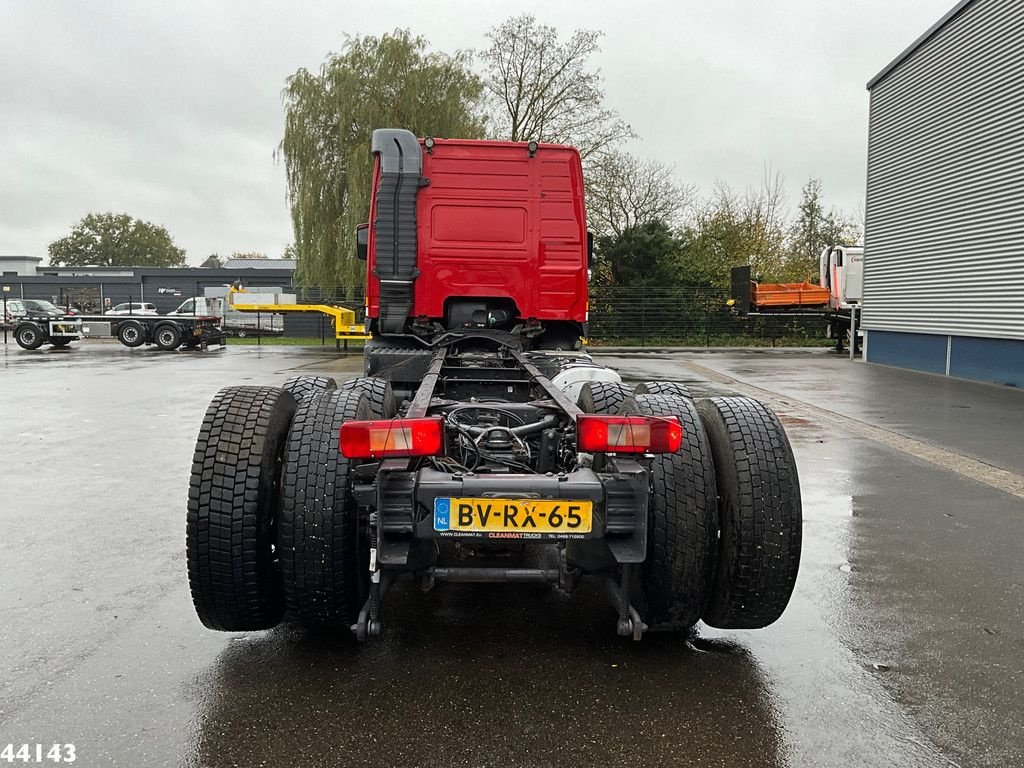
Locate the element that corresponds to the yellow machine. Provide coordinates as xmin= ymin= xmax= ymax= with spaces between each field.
xmin=227 ymin=286 xmax=370 ymax=346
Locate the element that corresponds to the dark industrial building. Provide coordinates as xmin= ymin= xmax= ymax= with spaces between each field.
xmin=0 ymin=262 xmax=349 ymax=338
xmin=863 ymin=0 xmax=1024 ymax=387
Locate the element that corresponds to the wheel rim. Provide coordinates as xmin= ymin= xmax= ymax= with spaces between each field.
xmin=19 ymin=329 xmax=36 ymax=345
xmin=159 ymin=330 xmax=174 ymax=345
xmin=124 ymin=327 xmax=139 ymax=343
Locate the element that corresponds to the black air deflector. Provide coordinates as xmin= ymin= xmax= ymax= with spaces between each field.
xmin=371 ymin=128 xmax=424 ymax=335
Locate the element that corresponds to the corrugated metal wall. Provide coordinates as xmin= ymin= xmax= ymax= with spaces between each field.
xmin=864 ymin=0 xmax=1024 ymax=340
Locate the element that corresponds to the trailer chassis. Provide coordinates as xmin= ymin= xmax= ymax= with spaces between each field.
xmin=12 ymin=314 xmax=225 ymax=350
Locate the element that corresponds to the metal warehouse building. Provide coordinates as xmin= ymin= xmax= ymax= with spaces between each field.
xmin=864 ymin=0 xmax=1024 ymax=387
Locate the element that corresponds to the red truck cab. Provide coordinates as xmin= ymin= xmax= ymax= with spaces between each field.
xmin=362 ymin=129 xmax=589 ymax=349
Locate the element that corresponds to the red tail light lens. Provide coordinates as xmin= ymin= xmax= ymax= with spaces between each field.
xmin=340 ymin=417 xmax=445 ymax=459
xmin=576 ymin=414 xmax=682 ymax=454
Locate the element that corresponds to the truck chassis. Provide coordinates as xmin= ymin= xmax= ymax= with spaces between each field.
xmin=186 ymin=334 xmax=802 ymax=641
xmin=12 ymin=314 xmax=225 ymax=351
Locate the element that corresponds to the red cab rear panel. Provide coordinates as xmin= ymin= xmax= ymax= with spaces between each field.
xmin=365 ymin=137 xmax=588 ymax=326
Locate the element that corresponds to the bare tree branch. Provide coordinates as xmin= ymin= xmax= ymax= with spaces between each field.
xmin=585 ymin=152 xmax=695 ymax=238
xmin=481 ymin=15 xmax=635 ymax=159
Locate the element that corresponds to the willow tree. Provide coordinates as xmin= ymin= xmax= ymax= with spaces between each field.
xmin=280 ymin=31 xmax=486 ymax=293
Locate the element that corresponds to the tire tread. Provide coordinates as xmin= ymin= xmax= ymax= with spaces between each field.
xmin=697 ymin=396 xmax=802 ymax=629
xmin=576 ymin=381 xmax=633 ymax=414
xmin=186 ymin=386 xmax=295 ymax=631
xmin=634 ymin=381 xmax=692 ymax=399
xmin=338 ymin=376 xmax=397 ymax=418
xmin=282 ymin=375 xmax=337 ymax=403
xmin=622 ymin=393 xmax=718 ymax=631
xmin=279 ymin=389 xmax=371 ymax=628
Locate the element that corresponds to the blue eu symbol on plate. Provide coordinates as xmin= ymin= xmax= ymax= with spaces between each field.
xmin=433 ymin=498 xmax=450 ymax=531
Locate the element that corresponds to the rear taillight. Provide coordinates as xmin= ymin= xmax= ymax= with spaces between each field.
xmin=576 ymin=414 xmax=682 ymax=454
xmin=340 ymin=417 xmax=445 ymax=459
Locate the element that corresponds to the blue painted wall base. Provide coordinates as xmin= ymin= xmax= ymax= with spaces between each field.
xmin=866 ymin=330 xmax=1024 ymax=387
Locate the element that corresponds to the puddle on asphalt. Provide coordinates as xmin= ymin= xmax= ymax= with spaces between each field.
xmin=726 ymin=428 xmax=956 ymax=767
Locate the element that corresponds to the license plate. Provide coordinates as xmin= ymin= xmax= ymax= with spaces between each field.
xmin=433 ymin=497 xmax=593 ymax=536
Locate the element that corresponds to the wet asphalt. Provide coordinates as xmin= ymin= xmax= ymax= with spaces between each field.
xmin=1 ymin=341 xmax=1022 ymax=767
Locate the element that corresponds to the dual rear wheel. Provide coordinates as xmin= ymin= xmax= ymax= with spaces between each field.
xmin=187 ymin=376 xmax=398 ymax=632
xmin=578 ymin=381 xmax=802 ymax=632
xmin=282 ymin=374 xmax=396 ymax=417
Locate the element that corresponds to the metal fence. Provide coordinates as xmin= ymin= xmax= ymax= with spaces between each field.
xmin=589 ymin=287 xmax=828 ymax=347
xmin=10 ymin=279 xmax=830 ymax=347
xmin=309 ymin=286 xmax=827 ymax=347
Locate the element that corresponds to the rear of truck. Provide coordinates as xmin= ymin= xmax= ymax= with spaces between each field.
xmin=185 ymin=129 xmax=802 ymax=641
xmin=363 ymin=131 xmax=588 ymax=353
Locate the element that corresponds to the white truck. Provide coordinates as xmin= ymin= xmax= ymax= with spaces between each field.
xmin=820 ymin=245 xmax=863 ymax=352
xmin=730 ymin=244 xmax=864 ymax=353
xmin=819 ymin=245 xmax=863 ymax=310
xmin=168 ymin=287 xmax=286 ymax=337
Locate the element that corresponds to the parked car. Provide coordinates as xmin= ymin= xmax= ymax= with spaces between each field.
xmin=105 ymin=302 xmax=158 ymax=316
xmin=26 ymin=299 xmax=70 ymax=316
xmin=3 ymin=299 xmax=68 ymax=326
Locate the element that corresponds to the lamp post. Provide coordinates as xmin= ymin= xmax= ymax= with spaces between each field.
xmin=2 ymin=285 xmax=10 ymax=345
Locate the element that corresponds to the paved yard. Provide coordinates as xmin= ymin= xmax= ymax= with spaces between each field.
xmin=1 ymin=342 xmax=1021 ymax=767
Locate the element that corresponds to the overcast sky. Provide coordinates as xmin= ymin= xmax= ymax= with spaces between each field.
xmin=1 ymin=0 xmax=953 ymax=265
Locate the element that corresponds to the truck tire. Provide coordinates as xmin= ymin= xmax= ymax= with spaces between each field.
xmin=14 ymin=322 xmax=45 ymax=350
xmin=117 ymin=321 xmax=146 ymax=348
xmin=634 ymin=381 xmax=692 ymax=399
xmin=576 ymin=380 xmax=633 ymax=414
xmin=153 ymin=322 xmax=182 ymax=351
xmin=338 ymin=376 xmax=397 ymax=418
xmin=186 ymin=386 xmax=296 ymax=631
xmin=282 ymin=375 xmax=337 ymax=403
xmin=279 ymin=389 xmax=373 ymax=629
xmin=696 ymin=397 xmax=802 ymax=629
xmin=621 ymin=393 xmax=718 ymax=631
